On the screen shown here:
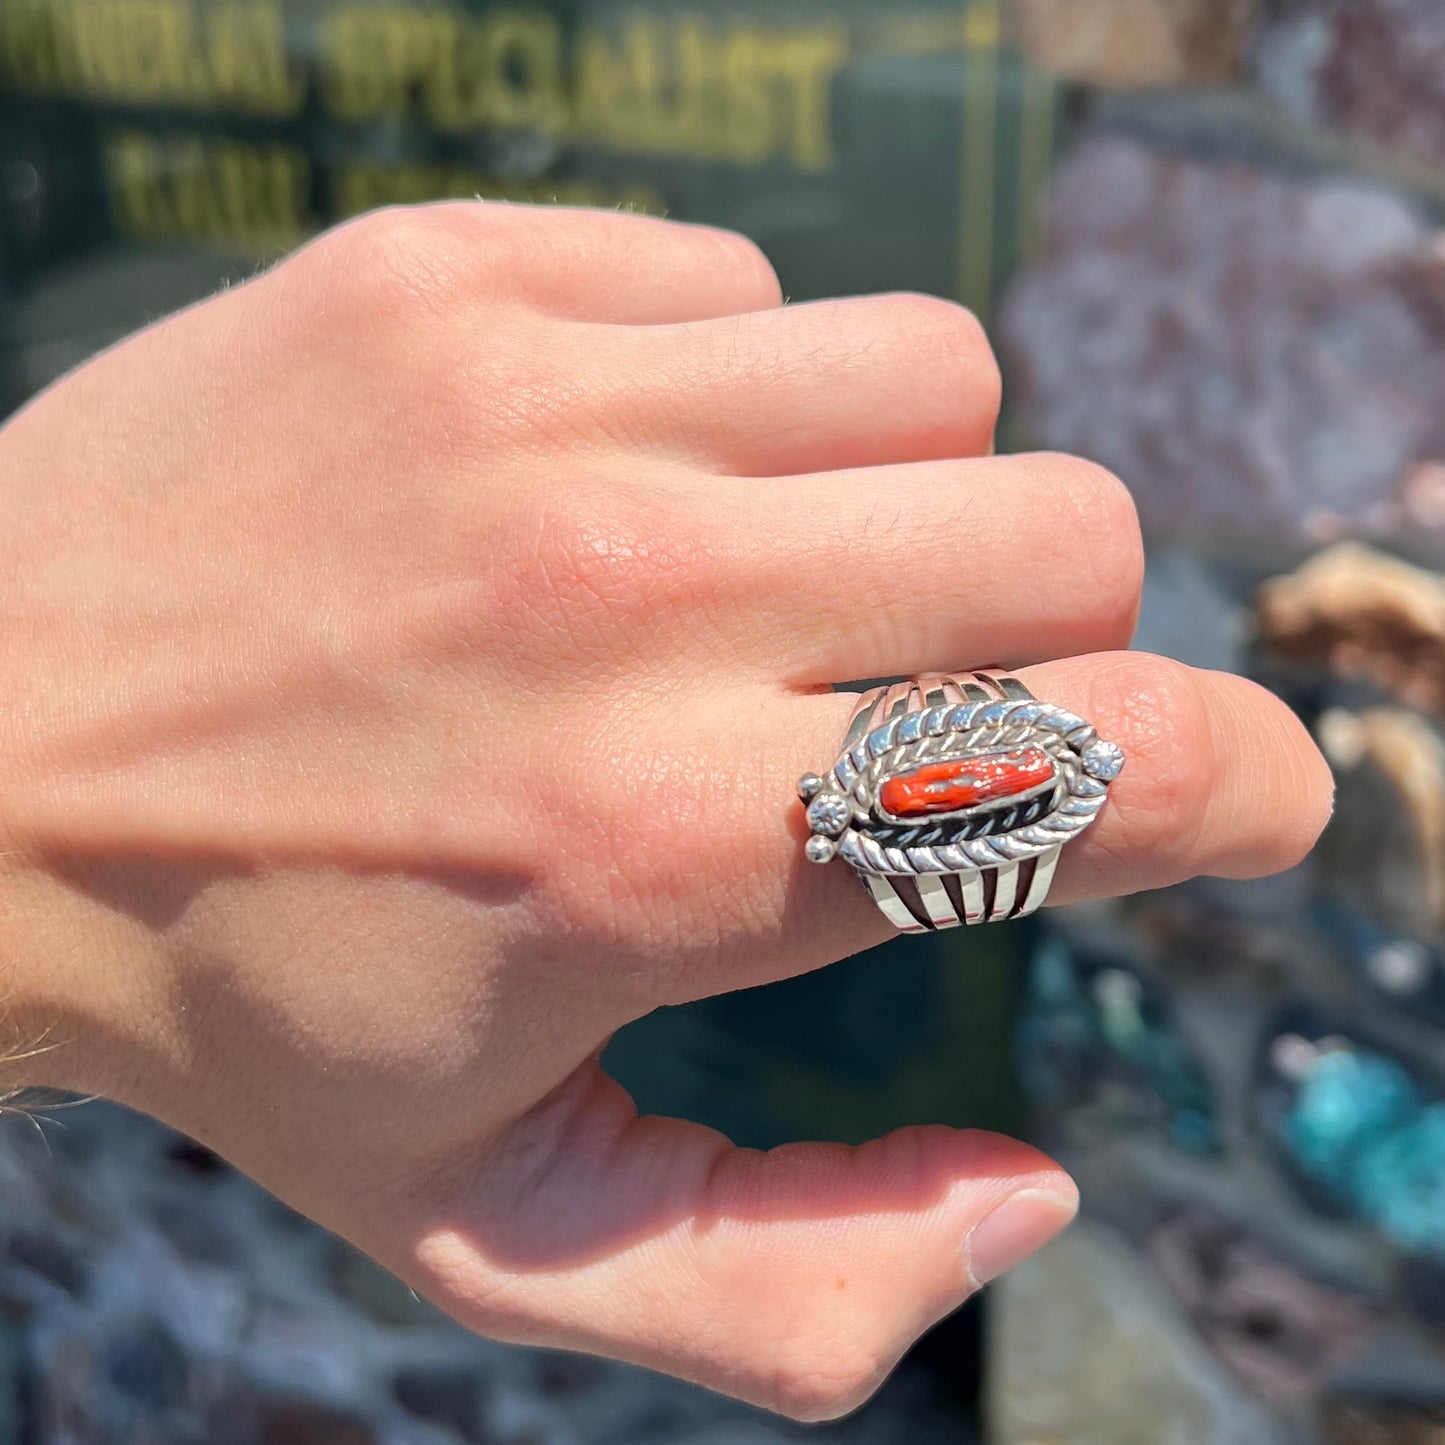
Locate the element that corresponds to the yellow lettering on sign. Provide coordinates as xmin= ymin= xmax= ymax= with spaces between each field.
xmin=0 ymin=0 xmax=302 ymax=114
xmin=773 ymin=28 xmax=849 ymax=170
xmin=571 ymin=24 xmax=630 ymax=149
xmin=418 ymin=10 xmax=472 ymax=127
xmin=718 ymin=28 xmax=774 ymax=165
xmin=332 ymin=159 xmax=663 ymax=217
xmin=4 ymin=2 xmax=850 ymax=171
xmin=320 ymin=6 xmax=848 ymax=169
xmin=105 ymin=129 xmax=309 ymax=249
xmin=963 ymin=0 xmax=1001 ymax=49
xmin=321 ymin=7 xmax=420 ymax=119
xmin=0 ymin=0 xmax=55 ymax=87
xmin=633 ymin=15 xmax=709 ymax=155
xmin=206 ymin=0 xmax=304 ymax=113
xmin=568 ymin=14 xmax=848 ymax=166
xmin=476 ymin=9 xmax=565 ymax=129
xmin=323 ymin=6 xmax=568 ymax=131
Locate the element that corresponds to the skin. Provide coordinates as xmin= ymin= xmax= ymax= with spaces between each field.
xmin=0 ymin=204 xmax=1332 ymax=1420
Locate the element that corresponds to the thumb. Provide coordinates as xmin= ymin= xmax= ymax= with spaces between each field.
xmin=387 ymin=1064 xmax=1077 ymax=1421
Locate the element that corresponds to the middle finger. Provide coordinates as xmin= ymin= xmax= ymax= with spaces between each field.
xmin=569 ymin=293 xmax=1005 ymax=475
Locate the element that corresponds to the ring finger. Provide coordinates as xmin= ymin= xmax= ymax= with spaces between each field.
xmin=591 ymin=652 xmax=1333 ymax=1006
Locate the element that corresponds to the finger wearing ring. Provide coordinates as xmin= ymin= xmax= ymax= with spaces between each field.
xmin=798 ymin=671 xmax=1125 ymax=931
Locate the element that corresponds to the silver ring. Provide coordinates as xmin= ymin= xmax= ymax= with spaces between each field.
xmin=798 ymin=672 xmax=1124 ymax=931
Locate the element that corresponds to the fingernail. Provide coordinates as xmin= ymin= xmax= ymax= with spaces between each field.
xmin=965 ymin=1188 xmax=1077 ymax=1287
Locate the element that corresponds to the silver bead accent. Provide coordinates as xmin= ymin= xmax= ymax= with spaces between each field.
xmin=805 ymin=835 xmax=837 ymax=864
xmin=806 ymin=793 xmax=851 ymax=837
xmin=1080 ymin=738 xmax=1126 ymax=781
xmin=797 ymin=772 xmax=825 ymax=802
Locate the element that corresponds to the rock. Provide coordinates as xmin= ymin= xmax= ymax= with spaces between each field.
xmin=0 ymin=1319 xmax=27 ymax=1444
xmin=1254 ymin=0 xmax=1445 ymax=168
xmin=1256 ymin=544 xmax=1445 ymax=719
xmin=1007 ymin=0 xmax=1250 ymax=86
xmin=165 ymin=1139 xmax=229 ymax=1178
xmin=1014 ymin=939 xmax=1221 ymax=1156
xmin=1260 ymin=1029 xmax=1420 ymax=1199
xmin=988 ymin=1221 xmax=1287 ymax=1444
xmin=1401 ymin=1251 xmax=1445 ymax=1328
xmin=1313 ymin=705 xmax=1445 ymax=935
xmin=1352 ymin=1105 xmax=1445 ymax=1257
xmin=667 ymin=1428 xmax=799 ymax=1445
xmin=1312 ymin=904 xmax=1445 ymax=1029
xmin=1146 ymin=1211 xmax=1378 ymax=1402
xmin=235 ymin=1393 xmax=378 ymax=1445
xmin=0 ymin=1096 xmax=973 ymax=1445
xmin=532 ymin=1353 xmax=605 ymax=1400
xmin=1258 ymin=1020 xmax=1445 ymax=1263
xmin=34 ymin=1332 xmax=103 ymax=1445
xmin=391 ymin=1364 xmax=487 ymax=1440
xmin=6 ymin=1226 xmax=88 ymax=1296
xmin=105 ymin=1320 xmax=189 ymax=1409
xmin=1122 ymin=894 xmax=1293 ymax=991
xmin=1320 ymin=1392 xmax=1445 ymax=1444
xmin=1132 ymin=549 xmax=1246 ymax=675
xmin=1000 ymin=139 xmax=1445 ymax=561
xmin=149 ymin=1197 xmax=238 ymax=1267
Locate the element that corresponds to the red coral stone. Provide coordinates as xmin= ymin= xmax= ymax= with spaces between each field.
xmin=879 ymin=746 xmax=1056 ymax=818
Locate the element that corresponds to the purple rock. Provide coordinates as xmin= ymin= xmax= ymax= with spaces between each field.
xmin=1255 ymin=0 xmax=1445 ymax=167
xmin=1000 ymin=136 xmax=1445 ymax=559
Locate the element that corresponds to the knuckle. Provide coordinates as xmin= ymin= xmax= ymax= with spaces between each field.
xmin=484 ymin=478 xmax=721 ymax=688
xmin=536 ymin=720 xmax=778 ymax=985
xmin=686 ymin=223 xmax=783 ymax=305
xmin=408 ymin=1232 xmax=546 ymax=1345
xmin=876 ymin=292 xmax=1002 ymax=418
xmin=551 ymin=736 xmax=728 ymax=945
xmin=887 ymin=291 xmax=992 ymax=354
xmin=1094 ymin=654 xmax=1213 ymax=865
xmin=1047 ymin=455 xmax=1145 ymax=629
xmin=765 ymin=1334 xmax=889 ymax=1422
xmin=511 ymin=481 xmax=693 ymax=620
xmin=300 ymin=205 xmax=472 ymax=322
xmin=881 ymin=290 xmax=987 ymax=342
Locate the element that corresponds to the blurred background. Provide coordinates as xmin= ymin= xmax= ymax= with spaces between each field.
xmin=2 ymin=0 xmax=1445 ymax=1440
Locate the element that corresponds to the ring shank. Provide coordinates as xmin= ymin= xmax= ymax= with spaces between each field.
xmin=846 ymin=672 xmax=1059 ymax=931
xmin=862 ymin=846 xmax=1061 ymax=932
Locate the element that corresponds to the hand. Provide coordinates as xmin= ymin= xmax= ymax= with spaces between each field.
xmin=0 ymin=204 xmax=1331 ymax=1419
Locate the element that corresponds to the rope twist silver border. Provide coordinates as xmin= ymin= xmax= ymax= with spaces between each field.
xmin=798 ymin=671 xmax=1124 ymax=932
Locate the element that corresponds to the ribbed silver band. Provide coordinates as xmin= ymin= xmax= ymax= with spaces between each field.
xmin=845 ymin=672 xmax=1061 ymax=932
